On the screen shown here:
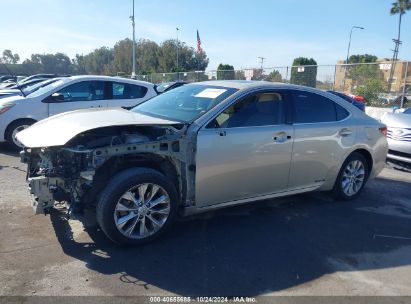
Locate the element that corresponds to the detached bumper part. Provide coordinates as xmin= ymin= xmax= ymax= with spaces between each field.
xmin=28 ymin=177 xmax=59 ymax=214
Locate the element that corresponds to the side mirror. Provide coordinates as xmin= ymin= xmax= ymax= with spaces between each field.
xmin=51 ymin=93 xmax=65 ymax=102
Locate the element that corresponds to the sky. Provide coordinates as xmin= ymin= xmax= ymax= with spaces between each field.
xmin=0 ymin=0 xmax=410 ymax=71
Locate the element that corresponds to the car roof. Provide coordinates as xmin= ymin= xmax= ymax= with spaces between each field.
xmin=68 ymin=75 xmax=154 ymax=86
xmin=193 ymin=80 xmax=307 ymax=90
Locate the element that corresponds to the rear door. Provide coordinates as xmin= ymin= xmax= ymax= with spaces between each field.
xmin=108 ymin=82 xmax=150 ymax=109
xmin=195 ymin=90 xmax=294 ymax=207
xmin=288 ymin=90 xmax=355 ymax=190
xmin=47 ymin=80 xmax=107 ymax=116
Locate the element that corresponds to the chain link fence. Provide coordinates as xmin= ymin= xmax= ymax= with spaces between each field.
xmin=2 ymin=61 xmax=410 ymax=107
xmin=133 ymin=61 xmax=410 ymax=108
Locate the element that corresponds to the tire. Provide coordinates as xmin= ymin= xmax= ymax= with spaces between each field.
xmin=5 ymin=119 xmax=35 ymax=150
xmin=332 ymin=152 xmax=369 ymax=200
xmin=96 ymin=167 xmax=178 ymax=245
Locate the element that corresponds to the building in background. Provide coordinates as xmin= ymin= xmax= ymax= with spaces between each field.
xmin=335 ymin=59 xmax=411 ymax=93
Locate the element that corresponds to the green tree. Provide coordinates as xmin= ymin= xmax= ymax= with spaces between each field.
xmin=1 ymin=49 xmax=20 ymax=64
xmin=217 ymin=63 xmax=235 ymax=80
xmin=158 ymin=39 xmax=209 ymax=73
xmin=264 ymin=69 xmax=282 ymax=82
xmin=346 ymin=54 xmax=386 ymax=105
xmin=136 ymin=39 xmax=160 ymax=74
xmin=348 ymin=54 xmax=378 ymax=63
xmin=21 ymin=53 xmax=73 ymax=74
xmin=290 ymin=57 xmax=317 ymax=87
xmin=83 ymin=47 xmax=113 ymax=75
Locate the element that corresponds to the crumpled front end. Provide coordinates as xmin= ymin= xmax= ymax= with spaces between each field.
xmin=21 ymin=147 xmax=95 ymax=214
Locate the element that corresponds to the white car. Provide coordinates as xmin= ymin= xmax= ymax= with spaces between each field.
xmin=0 ymin=75 xmax=157 ymax=149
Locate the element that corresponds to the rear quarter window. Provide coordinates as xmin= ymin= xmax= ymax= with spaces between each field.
xmin=292 ymin=91 xmax=348 ymax=123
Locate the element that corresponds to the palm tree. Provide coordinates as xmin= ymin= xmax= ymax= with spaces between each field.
xmin=390 ymin=0 xmax=411 ymax=43
xmin=388 ymin=0 xmax=411 ymax=92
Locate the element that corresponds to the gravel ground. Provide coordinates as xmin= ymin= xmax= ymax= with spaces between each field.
xmin=1 ymin=142 xmax=411 ymax=297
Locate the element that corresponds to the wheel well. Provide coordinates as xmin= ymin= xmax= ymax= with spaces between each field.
xmin=5 ymin=118 xmax=37 ymax=138
xmin=352 ymin=149 xmax=373 ymax=176
xmin=83 ymin=154 xmax=181 ymax=206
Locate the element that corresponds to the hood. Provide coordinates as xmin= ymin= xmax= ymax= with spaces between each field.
xmin=0 ymin=89 xmax=20 ymax=95
xmin=0 ymin=94 xmax=25 ymax=105
xmin=381 ymin=112 xmax=411 ymax=129
xmin=16 ymin=107 xmax=180 ymax=148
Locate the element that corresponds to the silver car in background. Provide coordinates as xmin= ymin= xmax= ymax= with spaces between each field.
xmin=381 ymin=108 xmax=411 ymax=167
xmin=17 ymin=81 xmax=388 ymax=245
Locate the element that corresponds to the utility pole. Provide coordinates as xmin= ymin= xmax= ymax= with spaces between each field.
xmin=130 ymin=0 xmax=136 ymax=78
xmin=176 ymin=27 xmax=179 ymax=81
xmin=388 ymin=38 xmax=402 ymax=92
xmin=258 ymin=56 xmax=266 ymax=70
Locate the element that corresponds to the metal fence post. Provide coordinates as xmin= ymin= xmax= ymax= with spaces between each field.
xmin=401 ymin=61 xmax=409 ymax=108
xmin=285 ymin=66 xmax=289 ymax=83
xmin=333 ymin=64 xmax=337 ymax=90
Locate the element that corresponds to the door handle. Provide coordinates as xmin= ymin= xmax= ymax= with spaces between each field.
xmin=339 ymin=128 xmax=352 ymax=137
xmin=273 ymin=132 xmax=291 ymax=143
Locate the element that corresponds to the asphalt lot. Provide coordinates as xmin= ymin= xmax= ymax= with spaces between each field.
xmin=0 ymin=142 xmax=411 ymax=297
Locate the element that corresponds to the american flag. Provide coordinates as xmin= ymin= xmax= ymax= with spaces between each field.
xmin=197 ymin=30 xmax=203 ymax=53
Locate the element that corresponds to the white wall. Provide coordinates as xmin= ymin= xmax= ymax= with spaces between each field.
xmin=365 ymin=107 xmax=394 ymax=120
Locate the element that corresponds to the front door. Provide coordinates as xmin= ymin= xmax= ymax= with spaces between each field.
xmin=195 ymin=91 xmax=294 ymax=207
xmin=47 ymin=80 xmax=107 ymax=116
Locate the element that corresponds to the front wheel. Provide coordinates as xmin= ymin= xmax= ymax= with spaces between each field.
xmin=332 ymin=152 xmax=369 ymax=200
xmin=5 ymin=120 xmax=35 ymax=150
xmin=96 ymin=168 xmax=178 ymax=245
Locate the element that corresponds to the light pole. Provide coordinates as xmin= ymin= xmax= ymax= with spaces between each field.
xmin=176 ymin=27 xmax=179 ymax=80
xmin=343 ymin=25 xmax=364 ymax=90
xmin=130 ymin=0 xmax=136 ymax=78
xmin=176 ymin=27 xmax=179 ymax=69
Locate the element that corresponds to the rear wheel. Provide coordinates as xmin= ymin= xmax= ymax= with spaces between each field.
xmin=5 ymin=119 xmax=35 ymax=150
xmin=96 ymin=168 xmax=178 ymax=245
xmin=332 ymin=152 xmax=369 ymax=200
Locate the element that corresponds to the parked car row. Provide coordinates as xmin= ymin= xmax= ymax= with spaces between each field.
xmin=0 ymin=75 xmax=156 ymax=149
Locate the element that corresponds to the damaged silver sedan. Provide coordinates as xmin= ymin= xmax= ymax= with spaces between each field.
xmin=17 ymin=81 xmax=388 ymax=245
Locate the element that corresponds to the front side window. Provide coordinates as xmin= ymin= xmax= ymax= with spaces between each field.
xmin=209 ymin=92 xmax=286 ymax=128
xmin=293 ymin=91 xmax=340 ymax=123
xmin=57 ymin=81 xmax=105 ymax=102
xmin=132 ymin=84 xmax=238 ymax=122
xmin=113 ymin=82 xmax=148 ymax=99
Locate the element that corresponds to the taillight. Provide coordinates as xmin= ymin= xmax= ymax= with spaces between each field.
xmin=379 ymin=126 xmax=387 ymax=137
xmin=354 ymin=96 xmax=365 ymax=102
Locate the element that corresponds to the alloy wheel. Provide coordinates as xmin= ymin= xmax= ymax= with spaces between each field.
xmin=341 ymin=160 xmax=365 ymax=196
xmin=114 ymin=183 xmax=171 ymax=239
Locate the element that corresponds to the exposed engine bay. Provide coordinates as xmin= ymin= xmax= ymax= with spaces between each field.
xmin=21 ymin=124 xmax=194 ymax=215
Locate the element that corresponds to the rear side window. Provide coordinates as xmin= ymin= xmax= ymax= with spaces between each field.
xmin=336 ymin=103 xmax=349 ymax=120
xmin=292 ymin=91 xmax=347 ymax=123
xmin=112 ymin=82 xmax=148 ymax=99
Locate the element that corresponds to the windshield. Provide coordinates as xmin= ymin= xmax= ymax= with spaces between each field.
xmin=27 ymin=78 xmax=70 ymax=98
xmin=21 ymin=78 xmax=60 ymax=96
xmin=132 ymin=84 xmax=238 ymax=122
